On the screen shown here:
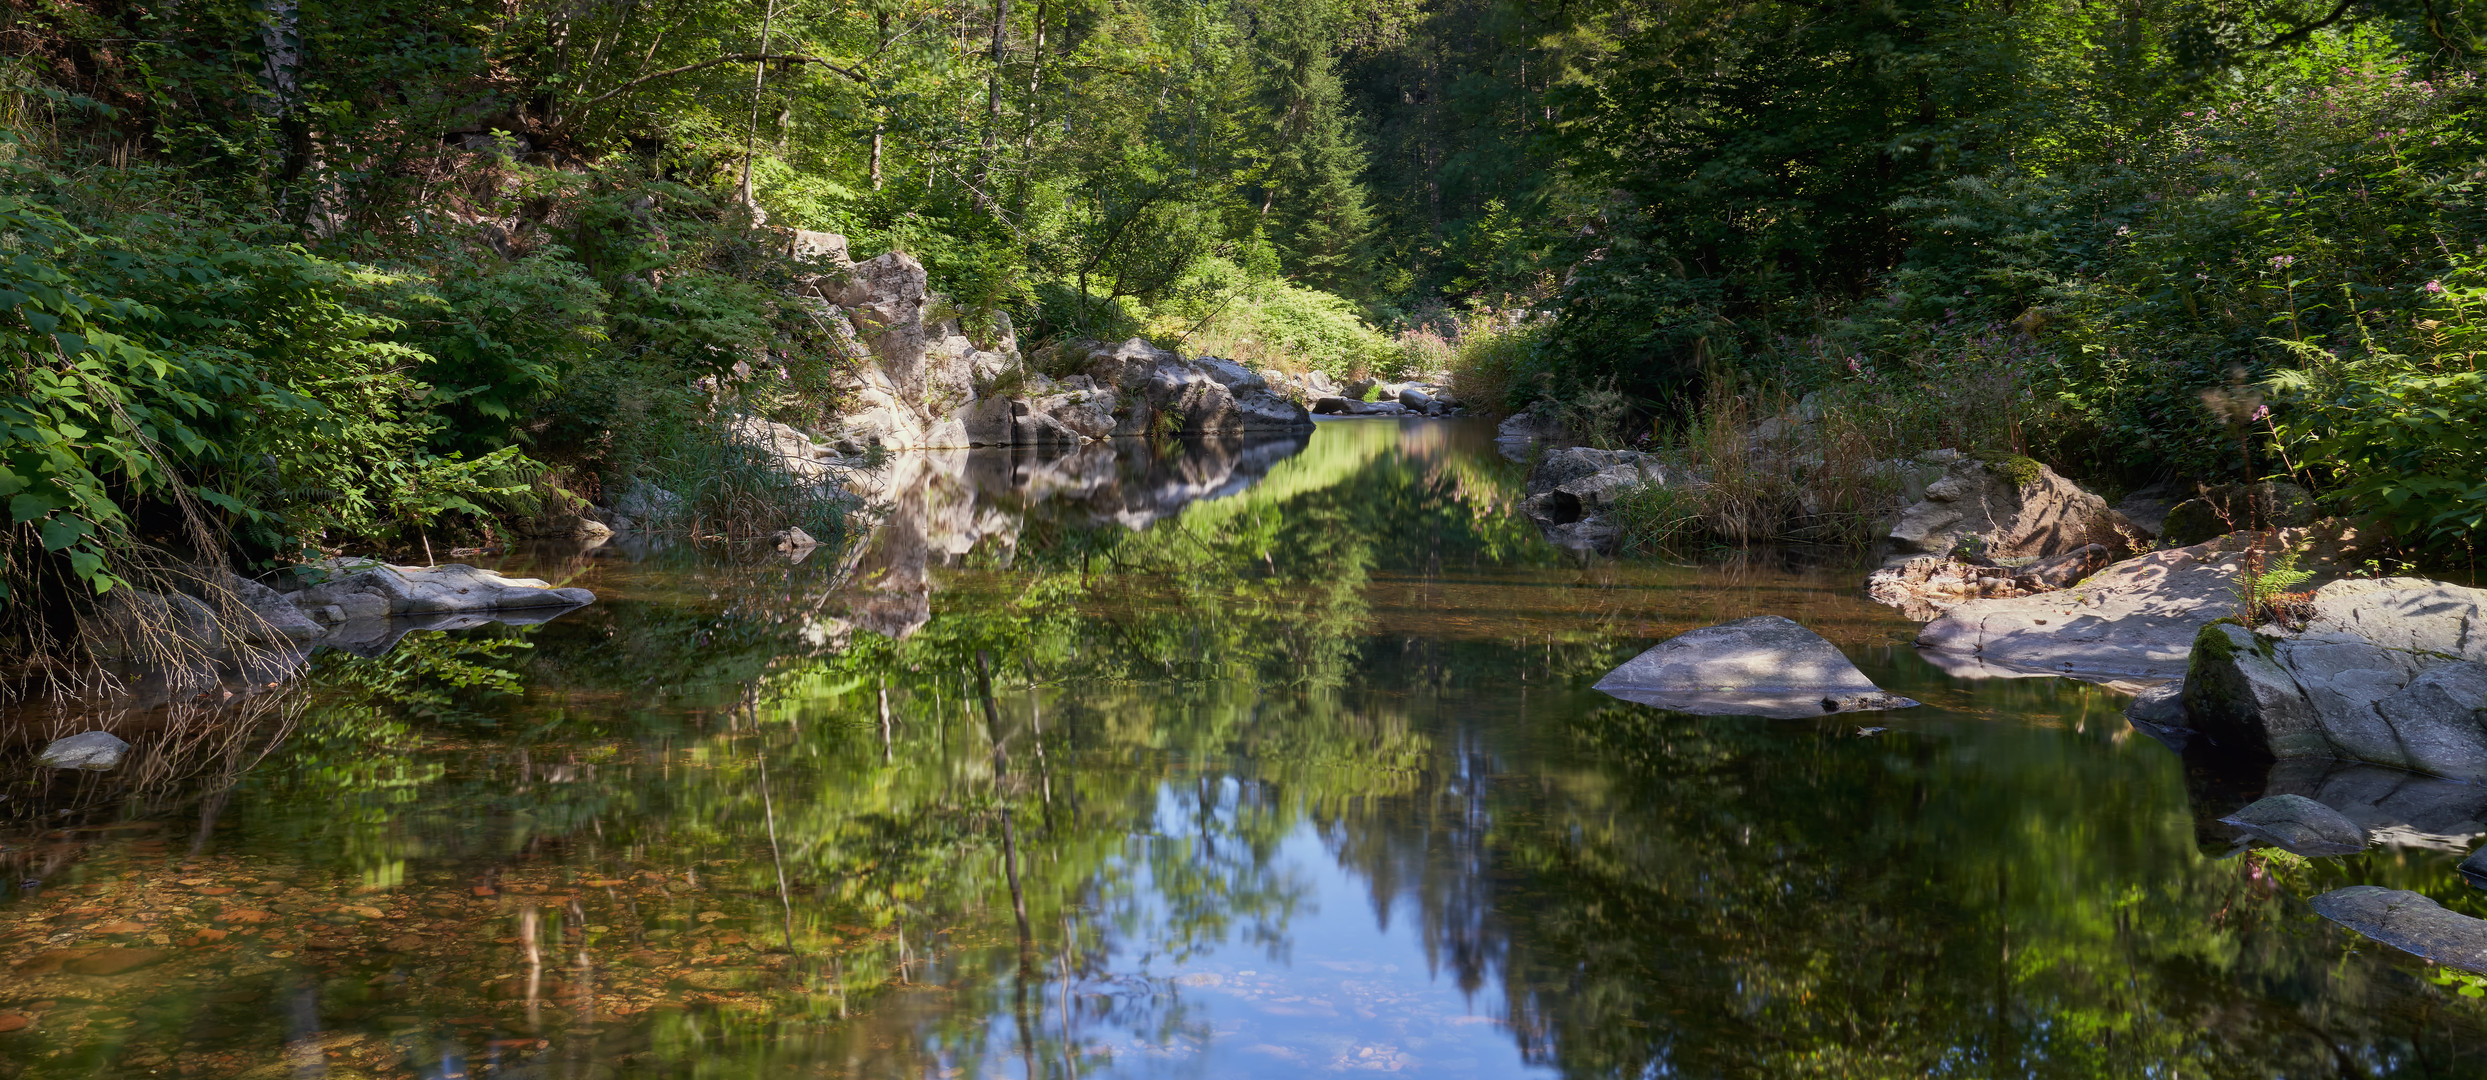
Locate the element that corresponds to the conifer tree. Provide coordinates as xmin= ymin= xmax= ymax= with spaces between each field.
xmin=1253 ymin=0 xmax=1378 ymax=295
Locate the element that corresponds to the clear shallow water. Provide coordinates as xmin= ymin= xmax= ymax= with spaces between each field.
xmin=3 ymin=418 xmax=2485 ymax=1079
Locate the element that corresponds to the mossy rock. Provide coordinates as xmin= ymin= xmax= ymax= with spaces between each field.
xmin=1992 ymin=455 xmax=2045 ymax=488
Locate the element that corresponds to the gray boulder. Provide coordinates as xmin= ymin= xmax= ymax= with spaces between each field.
xmin=613 ymin=482 xmax=683 ymax=526
xmin=2260 ymin=757 xmax=2487 ymax=850
xmin=2125 ymin=682 xmax=2186 ymax=727
xmin=1091 ymin=339 xmax=1311 ymax=436
xmin=1195 ymin=356 xmax=1268 ymax=395
xmin=2218 ymin=793 xmax=2368 ymax=856
xmin=2463 ymin=845 xmax=2487 ymax=889
xmin=35 ymin=730 xmax=129 ymax=771
xmin=1521 ymin=447 xmax=1670 ymax=527
xmin=2311 ymin=886 xmax=2487 ymax=973
xmin=831 ymin=251 xmax=931 ymax=394
xmin=227 ymin=574 xmax=324 ymax=642
xmin=1594 ymin=615 xmax=1919 ymax=718
xmin=1399 ymin=387 xmax=1435 ymax=409
xmin=2181 ymin=579 xmax=2487 ymax=780
xmin=2112 ymin=482 xmax=2184 ymax=539
xmin=787 ymin=229 xmax=852 ymax=267
xmin=1495 ymin=404 xmax=1569 ymax=461
xmin=1313 ymin=396 xmax=1361 ymax=415
xmin=1887 ymin=458 xmax=2142 ymax=560
xmin=729 ymin=415 xmax=842 ymax=482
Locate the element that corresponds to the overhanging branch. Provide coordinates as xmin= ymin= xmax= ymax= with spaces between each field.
xmin=572 ymin=53 xmax=868 ymax=112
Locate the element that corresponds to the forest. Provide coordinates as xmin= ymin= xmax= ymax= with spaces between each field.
xmin=2 ymin=0 xmax=2485 ymax=666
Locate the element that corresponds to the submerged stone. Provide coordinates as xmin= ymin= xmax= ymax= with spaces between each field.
xmin=35 ymin=730 xmax=129 ymax=771
xmin=2462 ymin=846 xmax=2487 ymax=890
xmin=2219 ymin=794 xmax=2367 ymax=856
xmin=1594 ymin=615 xmax=1918 ymax=719
xmin=2311 ymin=886 xmax=2487 ymax=973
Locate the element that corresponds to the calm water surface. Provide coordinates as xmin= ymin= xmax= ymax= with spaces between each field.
xmin=3 ymin=419 xmax=2485 ymax=1079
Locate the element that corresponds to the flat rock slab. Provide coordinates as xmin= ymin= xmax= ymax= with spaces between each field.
xmin=1916 ymin=528 xmax=2356 ymax=681
xmin=1596 ymin=615 xmax=1919 ymax=719
xmin=2219 ymin=793 xmax=2368 ymax=857
xmin=2311 ymin=886 xmax=2487 ymax=973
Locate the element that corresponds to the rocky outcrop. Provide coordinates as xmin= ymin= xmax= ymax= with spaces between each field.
xmin=2311 ymin=886 xmax=2487 ymax=973
xmin=1869 ymin=459 xmax=2146 ymax=622
xmin=2218 ymin=793 xmax=2368 ymax=856
xmin=1513 ymin=446 xmax=1675 ymax=555
xmin=827 ymin=252 xmax=932 ymax=397
xmin=1908 ymin=526 xmax=2360 ymax=681
xmin=1594 ymin=615 xmax=1919 ymax=718
xmin=782 ymin=240 xmax=1311 ymax=455
xmin=1887 ymin=457 xmax=2143 ymax=560
xmin=2171 ymin=578 xmax=2487 ymax=781
xmin=1094 ymin=339 xmax=1315 ymax=438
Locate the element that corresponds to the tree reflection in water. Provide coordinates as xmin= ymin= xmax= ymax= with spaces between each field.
xmin=1 ymin=419 xmax=2483 ymax=1079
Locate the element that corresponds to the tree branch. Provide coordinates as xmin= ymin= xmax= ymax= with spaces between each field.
xmin=572 ymin=53 xmax=867 ymax=111
xmin=2259 ymin=0 xmax=2360 ymax=51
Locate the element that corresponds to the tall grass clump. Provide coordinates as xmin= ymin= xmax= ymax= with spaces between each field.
xmin=637 ymin=420 xmax=859 ymax=543
xmin=1441 ymin=311 xmax=1551 ymax=415
xmin=1621 ymin=329 xmax=2056 ymax=551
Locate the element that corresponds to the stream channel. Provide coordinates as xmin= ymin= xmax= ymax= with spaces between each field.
xmin=3 ymin=417 xmax=2486 ymax=1078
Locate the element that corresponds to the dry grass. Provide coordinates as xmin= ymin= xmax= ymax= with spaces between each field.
xmin=1646 ymin=358 xmax=2042 ymax=549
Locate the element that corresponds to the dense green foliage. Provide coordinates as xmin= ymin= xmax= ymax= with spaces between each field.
xmin=1468 ymin=1 xmax=2487 ymax=555
xmin=7 ymin=0 xmax=2487 ymax=669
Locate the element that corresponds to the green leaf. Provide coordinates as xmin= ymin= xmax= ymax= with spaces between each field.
xmin=38 ymin=516 xmax=90 ymax=551
xmin=9 ymin=492 xmax=63 ymax=523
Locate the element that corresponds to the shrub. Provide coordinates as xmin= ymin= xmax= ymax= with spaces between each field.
xmin=1441 ymin=311 xmax=1549 ymax=416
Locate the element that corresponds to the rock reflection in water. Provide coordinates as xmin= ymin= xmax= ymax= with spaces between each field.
xmin=3 ymin=419 xmax=2486 ymax=1080
xmin=828 ymin=433 xmax=1312 ymax=639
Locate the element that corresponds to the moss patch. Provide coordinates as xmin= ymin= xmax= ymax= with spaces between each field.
xmin=1989 ymin=455 xmax=2044 ymax=489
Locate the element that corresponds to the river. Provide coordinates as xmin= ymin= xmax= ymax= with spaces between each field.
xmin=1 ymin=417 xmax=2482 ymax=1078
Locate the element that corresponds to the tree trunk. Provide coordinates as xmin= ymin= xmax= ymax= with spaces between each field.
xmin=977 ymin=0 xmax=1011 ymax=207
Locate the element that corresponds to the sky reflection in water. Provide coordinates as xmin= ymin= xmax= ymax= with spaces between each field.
xmin=2 ymin=418 xmax=2485 ymax=1079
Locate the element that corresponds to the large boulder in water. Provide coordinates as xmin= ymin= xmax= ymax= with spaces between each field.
xmin=1594 ymin=615 xmax=1918 ymax=718
xmin=36 ymin=731 xmax=129 ymax=771
xmin=1088 ymin=339 xmax=1311 ymax=436
xmin=2218 ymin=793 xmax=2368 ymax=856
xmin=1522 ymin=447 xmax=1670 ymax=526
xmin=2311 ymin=886 xmax=2487 ymax=973
xmin=2180 ymin=578 xmax=2487 ymax=780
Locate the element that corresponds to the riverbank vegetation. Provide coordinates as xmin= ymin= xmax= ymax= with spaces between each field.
xmin=1458 ymin=3 xmax=2487 ymax=562
xmin=5 ymin=0 xmax=2486 ymax=675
